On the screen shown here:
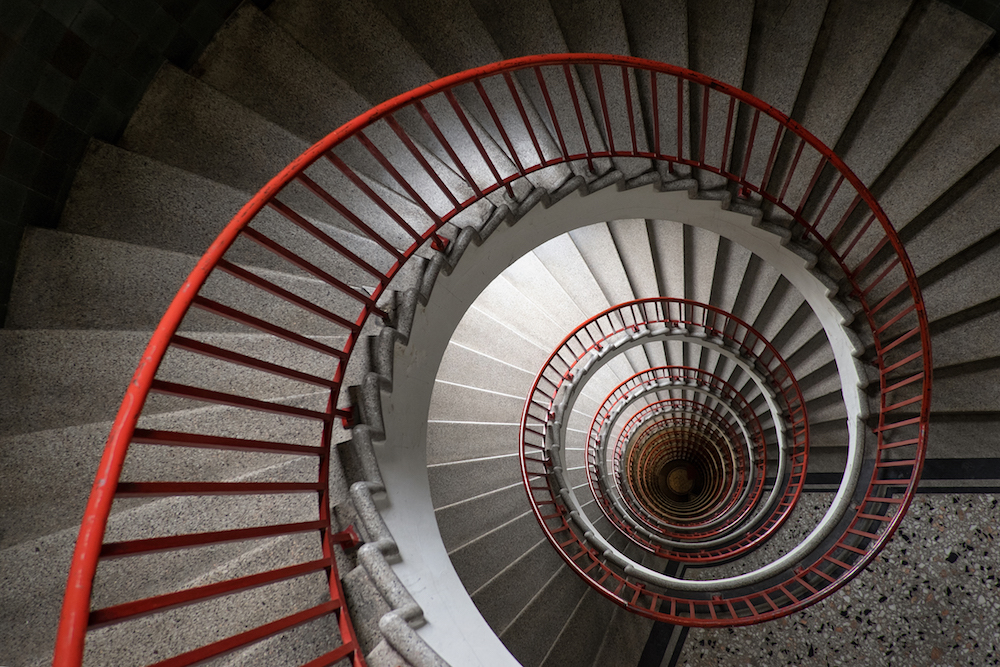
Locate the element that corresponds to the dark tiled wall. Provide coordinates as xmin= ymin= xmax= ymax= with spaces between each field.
xmin=0 ymin=0 xmax=271 ymax=325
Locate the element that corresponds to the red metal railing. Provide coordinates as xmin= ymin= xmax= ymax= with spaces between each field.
xmin=619 ymin=401 xmax=747 ymax=529
xmin=522 ymin=298 xmax=807 ymax=565
xmin=57 ymin=53 xmax=930 ymax=661
xmin=588 ymin=367 xmax=769 ymax=550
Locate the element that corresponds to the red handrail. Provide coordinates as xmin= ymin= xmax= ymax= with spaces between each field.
xmin=57 ymin=53 xmax=930 ymax=661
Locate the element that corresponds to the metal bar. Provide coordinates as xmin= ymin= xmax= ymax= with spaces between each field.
xmin=881 ymin=350 xmax=923 ymax=376
xmin=795 ymin=156 xmax=828 ymax=217
xmin=535 ymin=66 xmax=569 ymax=160
xmin=593 ymin=64 xmax=616 ymax=154
xmin=651 ymin=70 xmax=661 ymax=161
xmin=720 ymin=97 xmax=735 ymax=172
xmin=699 ymin=84 xmax=709 ymax=163
xmin=474 ymin=79 xmax=525 ymax=175
xmin=874 ymin=303 xmax=916 ymax=335
xmin=215 ymin=258 xmax=364 ymax=330
xmin=502 ymin=72 xmax=545 ymax=165
xmin=170 ymin=335 xmax=337 ymax=389
xmin=147 ymin=601 xmax=340 ymax=667
xmin=564 ymin=64 xmax=594 ymax=171
xmin=413 ymin=99 xmax=483 ymax=197
xmin=88 ymin=558 xmax=330 ymax=627
xmin=778 ymin=138 xmax=805 ymax=204
xmin=828 ymin=194 xmax=863 ymax=241
xmin=301 ymin=643 xmax=358 ymax=667
xmin=841 ymin=213 xmax=877 ymax=259
xmin=853 ymin=236 xmax=891 ymax=278
xmin=266 ymin=198 xmax=387 ymax=280
xmin=738 ymin=109 xmax=760 ymax=188
xmin=875 ymin=416 xmax=921 ymax=432
xmin=861 ymin=257 xmax=900 ymax=297
xmin=115 ymin=482 xmax=322 ymax=497
xmin=100 ymin=520 xmax=327 ymax=558
xmin=443 ymin=89 xmax=510 ymax=197
xmin=881 ymin=324 xmax=921 ymax=360
xmin=883 ymin=371 xmax=923 ymax=393
xmin=385 ymin=114 xmax=461 ymax=208
xmin=131 ymin=429 xmax=321 ymax=456
xmin=356 ymin=129 xmax=447 ymax=225
xmin=882 ymin=437 xmax=920 ymax=449
xmin=870 ymin=281 xmax=910 ymax=316
xmin=324 ymin=152 xmax=425 ymax=244
xmin=149 ymin=379 xmax=334 ymax=422
xmin=621 ymin=66 xmax=637 ymax=154
xmin=192 ymin=295 xmax=354 ymax=354
xmin=759 ymin=125 xmax=785 ymax=193
xmin=291 ymin=176 xmax=405 ymax=261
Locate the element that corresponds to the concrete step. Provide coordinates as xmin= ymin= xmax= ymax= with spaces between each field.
xmin=548 ymin=0 xmax=652 ymax=179
xmin=530 ymin=232 xmax=613 ymax=317
xmin=540 ymin=590 xmax=616 ymax=667
xmin=426 ymin=424 xmax=522 ymax=464
xmin=708 ymin=235 xmax=754 ymax=315
xmin=428 ymin=452 xmax=523 ymax=509
xmin=800 ymin=1 xmax=991 ymax=262
xmin=0 ymin=393 xmax=333 ymax=549
xmin=567 ymin=222 xmax=655 ymax=374
xmin=429 ymin=379 xmax=524 ymax=424
xmin=447 ymin=510 xmax=545 ymax=594
xmin=369 ymin=0 xmax=571 ymax=194
xmin=498 ymin=562 xmax=589 ymax=667
xmin=435 ymin=340 xmax=538 ymax=398
xmin=197 ymin=3 xmax=496 ymax=229
xmin=61 ymin=141 xmax=395 ymax=283
xmin=436 ymin=482 xmax=529 ymax=551
xmin=123 ymin=64 xmax=434 ymax=251
xmin=500 ymin=249 xmax=589 ymax=334
xmin=341 ymin=564 xmax=394 ymax=659
xmin=619 ymin=0 xmax=690 ymax=181
xmin=839 ymin=2 xmax=990 ymax=188
xmin=467 ymin=0 xmax=613 ymax=181
xmin=455 ymin=279 xmax=570 ymax=356
xmin=591 ymin=605 xmax=655 ymax=667
xmin=6 ymin=228 xmax=369 ymax=335
xmin=84 ymin=528 xmax=330 ymax=666
xmin=268 ymin=0 xmax=536 ymax=203
xmin=868 ymin=34 xmax=1000 ymax=236
xmin=767 ymin=0 xmax=913 ymax=221
xmin=0 ymin=455 xmax=331 ymax=666
xmin=608 ymin=218 xmax=660 ymax=300
xmin=0 ymin=329 xmax=342 ymax=436
xmin=686 ymin=0 xmax=753 ymax=189
xmin=198 ymin=3 xmax=370 ymax=145
xmin=121 ymin=63 xmax=306 ymax=199
xmin=734 ymin=0 xmax=827 ymax=191
xmin=470 ymin=539 xmax=566 ymax=635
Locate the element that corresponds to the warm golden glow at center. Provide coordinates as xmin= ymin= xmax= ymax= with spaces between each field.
xmin=666 ymin=467 xmax=695 ymax=495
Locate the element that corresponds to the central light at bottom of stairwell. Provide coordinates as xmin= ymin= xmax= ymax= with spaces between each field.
xmin=627 ymin=420 xmax=734 ymax=526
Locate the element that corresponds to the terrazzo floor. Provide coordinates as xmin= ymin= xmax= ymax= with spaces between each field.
xmin=677 ymin=494 xmax=1000 ymax=666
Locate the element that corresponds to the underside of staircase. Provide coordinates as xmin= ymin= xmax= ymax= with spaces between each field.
xmin=3 ymin=1 xmax=1000 ymax=666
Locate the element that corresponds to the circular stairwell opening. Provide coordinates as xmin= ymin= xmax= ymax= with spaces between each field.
xmin=421 ymin=208 xmax=871 ymax=635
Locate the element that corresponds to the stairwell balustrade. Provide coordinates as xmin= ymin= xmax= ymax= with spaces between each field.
xmin=54 ymin=54 xmax=931 ymax=665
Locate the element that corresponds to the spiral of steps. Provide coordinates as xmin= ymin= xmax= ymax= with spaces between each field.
xmin=5 ymin=0 xmax=1000 ymax=665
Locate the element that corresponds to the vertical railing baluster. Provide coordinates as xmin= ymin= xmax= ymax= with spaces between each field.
xmin=593 ymin=64 xmax=615 ymax=155
xmin=502 ymin=72 xmax=546 ymax=167
xmin=564 ymin=64 xmax=595 ymax=171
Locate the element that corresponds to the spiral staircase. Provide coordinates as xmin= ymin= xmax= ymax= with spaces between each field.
xmin=6 ymin=0 xmax=1000 ymax=664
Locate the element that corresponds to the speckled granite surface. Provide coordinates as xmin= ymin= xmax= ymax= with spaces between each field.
xmin=678 ymin=493 xmax=1000 ymax=667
